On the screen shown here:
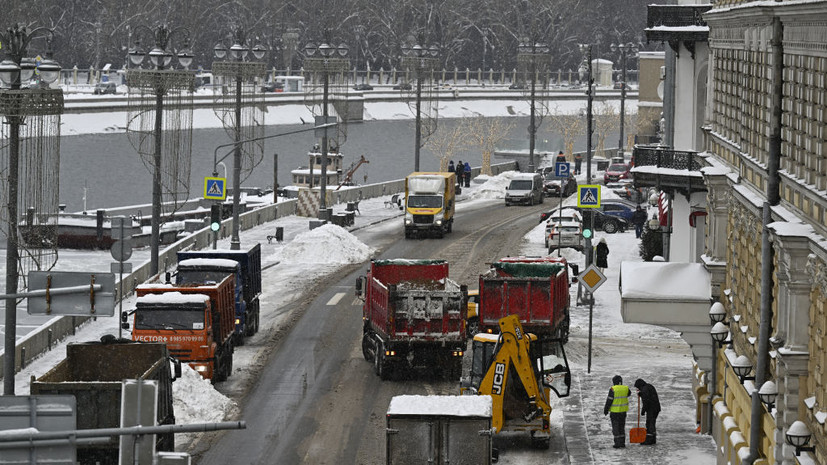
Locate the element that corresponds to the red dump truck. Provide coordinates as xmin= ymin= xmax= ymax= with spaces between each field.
xmin=472 ymin=256 xmax=572 ymax=342
xmin=129 ymin=275 xmax=235 ymax=382
xmin=356 ymin=259 xmax=467 ymax=380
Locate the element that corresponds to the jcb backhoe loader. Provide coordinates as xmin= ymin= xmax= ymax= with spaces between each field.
xmin=460 ymin=314 xmax=571 ymax=449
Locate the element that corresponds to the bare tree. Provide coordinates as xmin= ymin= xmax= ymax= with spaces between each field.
xmin=593 ymin=101 xmax=618 ymax=156
xmin=463 ymin=116 xmax=514 ymax=175
xmin=548 ymin=105 xmax=585 ymax=161
xmin=425 ymin=120 xmax=467 ymax=172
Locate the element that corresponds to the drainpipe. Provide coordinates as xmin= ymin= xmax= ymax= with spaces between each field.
xmin=744 ymin=16 xmax=782 ymax=465
xmin=664 ymin=45 xmax=676 ymax=148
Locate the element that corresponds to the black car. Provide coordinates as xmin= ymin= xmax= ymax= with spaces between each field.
xmin=393 ymin=82 xmax=413 ymax=90
xmin=353 ymin=83 xmax=374 ymax=91
xmin=261 ymin=81 xmax=284 ymax=92
xmin=543 ymin=173 xmax=577 ymax=197
xmin=578 ymin=208 xmax=629 ymax=234
xmin=93 ymin=82 xmax=117 ymax=95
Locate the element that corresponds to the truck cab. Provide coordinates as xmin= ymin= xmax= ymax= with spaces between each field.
xmin=404 ymin=172 xmax=456 ymax=238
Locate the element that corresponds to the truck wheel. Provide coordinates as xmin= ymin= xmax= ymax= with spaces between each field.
xmin=253 ymin=311 xmax=260 ymax=334
xmin=374 ymin=342 xmax=383 ymax=376
xmin=212 ymin=356 xmax=225 ymax=383
xmin=362 ymin=335 xmax=373 ymax=362
xmin=225 ymin=351 xmax=234 ymax=380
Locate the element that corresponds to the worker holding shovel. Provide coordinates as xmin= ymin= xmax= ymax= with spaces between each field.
xmin=634 ymin=378 xmax=662 ymax=445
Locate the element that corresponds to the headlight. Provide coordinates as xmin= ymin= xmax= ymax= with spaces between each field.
xmin=405 ymin=217 xmax=413 ymax=225
xmin=435 ymin=219 xmax=443 ymax=226
xmin=194 ymin=365 xmax=208 ymax=373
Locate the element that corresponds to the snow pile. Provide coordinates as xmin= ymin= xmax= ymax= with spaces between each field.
xmin=172 ymin=364 xmax=239 ymax=447
xmin=271 ymin=223 xmax=375 ymax=264
xmin=466 ymin=171 xmax=518 ymax=200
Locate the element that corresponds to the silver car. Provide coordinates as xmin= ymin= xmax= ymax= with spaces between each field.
xmin=547 ymin=221 xmax=584 ymax=253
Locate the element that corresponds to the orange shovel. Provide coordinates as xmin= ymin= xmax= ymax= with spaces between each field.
xmin=629 ymin=394 xmax=647 ymax=444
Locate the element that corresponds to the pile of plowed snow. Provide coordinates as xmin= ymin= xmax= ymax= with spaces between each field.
xmin=465 ymin=171 xmax=518 ymax=200
xmin=271 ymin=223 xmax=375 ymax=264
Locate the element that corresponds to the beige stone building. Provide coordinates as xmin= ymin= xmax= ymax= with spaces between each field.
xmin=630 ymin=1 xmax=827 ymax=464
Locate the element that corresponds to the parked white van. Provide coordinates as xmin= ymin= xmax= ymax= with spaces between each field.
xmin=505 ymin=173 xmax=544 ymax=206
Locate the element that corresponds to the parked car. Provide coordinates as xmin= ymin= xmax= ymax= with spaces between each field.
xmin=353 ymin=83 xmax=374 ymax=91
xmin=543 ymin=173 xmax=578 ymax=197
xmin=509 ymin=82 xmax=526 ymax=90
xmin=599 ymin=200 xmax=637 ymax=222
xmin=93 ymin=82 xmax=117 ymax=95
xmin=545 ymin=212 xmax=583 ymax=248
xmin=578 ymin=208 xmax=629 ymax=234
xmin=603 ymin=162 xmax=632 ymax=184
xmin=261 ymin=81 xmax=284 ymax=92
xmin=539 ymin=206 xmax=581 ymax=224
xmin=547 ymin=222 xmax=584 ymax=253
xmin=393 ymin=82 xmax=412 ymax=90
xmin=607 ymin=181 xmax=647 ymax=204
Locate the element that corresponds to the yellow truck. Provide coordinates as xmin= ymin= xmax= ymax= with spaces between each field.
xmin=403 ymin=172 xmax=456 ymax=239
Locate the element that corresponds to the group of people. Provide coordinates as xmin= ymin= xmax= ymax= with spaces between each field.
xmin=555 ymin=151 xmax=583 ymax=175
xmin=447 ymin=160 xmax=471 ymax=187
xmin=604 ymin=375 xmax=661 ymax=448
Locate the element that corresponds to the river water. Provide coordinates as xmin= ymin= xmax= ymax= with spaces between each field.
xmin=58 ymin=115 xmax=582 ymax=214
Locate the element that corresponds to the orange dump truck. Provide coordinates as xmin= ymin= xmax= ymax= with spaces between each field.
xmin=130 ymin=275 xmax=235 ymax=382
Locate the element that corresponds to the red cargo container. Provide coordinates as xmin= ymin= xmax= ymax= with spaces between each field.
xmin=477 ymin=256 xmax=571 ymax=342
xmin=357 ymin=259 xmax=467 ymax=380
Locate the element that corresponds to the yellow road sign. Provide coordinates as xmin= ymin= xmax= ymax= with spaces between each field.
xmin=578 ymin=264 xmax=607 ymax=293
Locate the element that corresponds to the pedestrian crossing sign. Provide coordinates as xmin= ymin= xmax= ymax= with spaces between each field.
xmin=204 ymin=177 xmax=227 ymax=200
xmin=577 ymin=185 xmax=601 ymax=208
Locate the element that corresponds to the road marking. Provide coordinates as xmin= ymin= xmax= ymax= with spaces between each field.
xmin=326 ymin=292 xmax=345 ymax=306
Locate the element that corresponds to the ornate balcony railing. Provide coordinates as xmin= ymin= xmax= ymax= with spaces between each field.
xmin=634 ymin=145 xmax=703 ymax=171
xmin=645 ymin=5 xmax=712 ymax=43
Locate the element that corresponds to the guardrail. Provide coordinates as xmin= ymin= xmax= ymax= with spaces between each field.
xmin=0 ymin=161 xmax=516 ymax=380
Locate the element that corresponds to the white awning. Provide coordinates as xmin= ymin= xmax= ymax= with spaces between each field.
xmin=619 ymin=261 xmax=711 ymax=326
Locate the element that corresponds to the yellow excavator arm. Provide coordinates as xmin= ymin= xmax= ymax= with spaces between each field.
xmin=478 ymin=315 xmax=552 ymax=433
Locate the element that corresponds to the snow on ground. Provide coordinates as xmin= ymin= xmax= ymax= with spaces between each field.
xmin=270 ymin=223 xmax=374 ymax=264
xmin=11 ymin=167 xmax=716 ymax=463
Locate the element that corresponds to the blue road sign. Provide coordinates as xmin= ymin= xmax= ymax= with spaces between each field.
xmin=554 ymin=162 xmax=571 ymax=178
xmin=577 ymin=185 xmax=601 ymax=208
xmin=204 ymin=177 xmax=227 ymax=200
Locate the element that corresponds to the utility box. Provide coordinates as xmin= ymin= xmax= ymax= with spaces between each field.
xmin=386 ymin=395 xmax=493 ymax=465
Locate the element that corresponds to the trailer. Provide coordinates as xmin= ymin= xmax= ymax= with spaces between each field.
xmin=30 ymin=340 xmax=178 ymax=465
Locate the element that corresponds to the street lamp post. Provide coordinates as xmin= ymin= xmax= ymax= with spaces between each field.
xmin=517 ymin=41 xmax=550 ymax=173
xmin=400 ymin=43 xmax=439 ymax=172
xmin=611 ymin=42 xmax=638 ymax=157
xmin=127 ymin=25 xmax=194 ymax=276
xmin=303 ymin=40 xmax=349 ymax=220
xmin=213 ymin=27 xmax=267 ymax=250
xmin=578 ymin=44 xmax=595 ymax=264
xmin=0 ymin=24 xmax=64 ymax=395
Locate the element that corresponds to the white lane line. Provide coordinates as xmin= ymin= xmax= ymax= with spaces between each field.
xmin=326 ymin=292 xmax=346 ymax=306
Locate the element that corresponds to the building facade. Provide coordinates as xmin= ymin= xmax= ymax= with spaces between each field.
xmin=636 ymin=1 xmax=827 ymax=464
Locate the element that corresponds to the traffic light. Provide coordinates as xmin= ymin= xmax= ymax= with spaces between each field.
xmin=210 ymin=204 xmax=221 ymax=231
xmin=582 ymin=228 xmax=592 ymax=239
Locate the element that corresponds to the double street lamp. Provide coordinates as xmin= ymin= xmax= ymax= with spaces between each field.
xmin=517 ymin=40 xmax=550 ymax=173
xmin=610 ymin=42 xmax=638 ymax=157
xmin=0 ymin=24 xmax=64 ymax=395
xmin=303 ymin=40 xmax=349 ymax=220
xmin=127 ymin=25 xmax=194 ymax=275
xmin=400 ymin=42 xmax=439 ymax=172
xmin=212 ymin=27 xmax=267 ymax=250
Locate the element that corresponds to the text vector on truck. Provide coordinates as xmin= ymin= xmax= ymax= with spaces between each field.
xmin=403 ymin=172 xmax=456 ymax=238
xmin=127 ymin=276 xmax=236 ymax=383
xmin=356 ymin=259 xmax=467 ymax=380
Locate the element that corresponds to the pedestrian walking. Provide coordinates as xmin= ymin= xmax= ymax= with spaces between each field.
xmin=574 ymin=152 xmax=583 ymax=175
xmin=448 ymin=160 xmax=455 ymax=173
xmin=604 ymin=374 xmax=630 ymax=449
xmin=596 ymin=237 xmax=609 ymax=271
xmin=632 ymin=206 xmax=647 ymax=239
xmin=455 ymin=160 xmax=464 ymax=186
xmin=463 ymin=162 xmax=471 ymax=187
xmin=634 ymin=378 xmax=661 ymax=445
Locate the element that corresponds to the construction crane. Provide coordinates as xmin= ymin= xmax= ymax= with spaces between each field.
xmin=336 ymin=155 xmax=369 ymax=190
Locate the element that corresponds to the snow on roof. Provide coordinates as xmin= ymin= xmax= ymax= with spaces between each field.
xmin=136 ymin=292 xmax=209 ymax=304
xmin=178 ymin=258 xmax=239 ymax=269
xmin=620 ymin=261 xmax=710 ymax=301
xmin=387 ymin=395 xmax=492 ymax=417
